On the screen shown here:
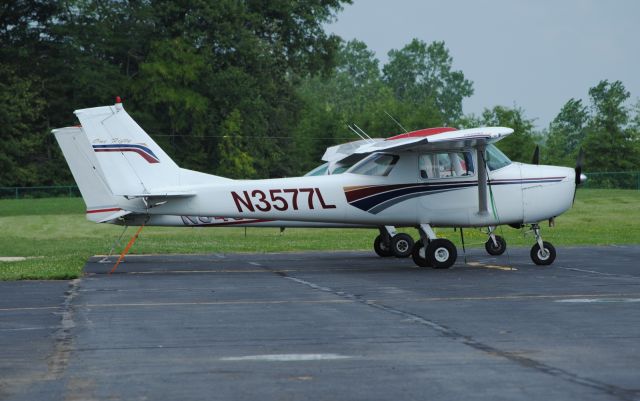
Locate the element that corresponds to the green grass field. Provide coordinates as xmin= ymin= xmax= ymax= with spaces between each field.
xmin=1 ymin=188 xmax=639 ymax=280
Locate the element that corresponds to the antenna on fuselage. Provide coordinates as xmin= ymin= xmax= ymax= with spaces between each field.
xmin=353 ymin=124 xmax=374 ymax=142
xmin=347 ymin=124 xmax=367 ymax=141
xmin=384 ymin=111 xmax=408 ymax=133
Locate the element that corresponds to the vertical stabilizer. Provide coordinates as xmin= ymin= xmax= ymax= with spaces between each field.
xmin=74 ymin=102 xmax=182 ymax=196
xmin=53 ymin=126 xmax=133 ymax=222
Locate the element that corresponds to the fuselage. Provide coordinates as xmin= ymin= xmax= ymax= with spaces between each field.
xmin=127 ymin=147 xmax=575 ymax=228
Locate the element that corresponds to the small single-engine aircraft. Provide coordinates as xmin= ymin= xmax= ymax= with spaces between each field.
xmin=55 ymin=99 xmax=586 ymax=268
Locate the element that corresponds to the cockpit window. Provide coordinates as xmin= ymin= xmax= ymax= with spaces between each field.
xmin=330 ymin=164 xmax=351 ymax=174
xmin=348 ymin=153 xmax=399 ymax=176
xmin=419 ymin=151 xmax=474 ymax=179
xmin=485 ymin=144 xmax=512 ymax=171
xmin=304 ymin=161 xmax=354 ymax=176
xmin=304 ymin=162 xmax=329 ymax=176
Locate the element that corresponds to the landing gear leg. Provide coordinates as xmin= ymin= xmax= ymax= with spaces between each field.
xmin=530 ymin=223 xmax=556 ymax=265
xmin=485 ymin=226 xmax=507 ymax=256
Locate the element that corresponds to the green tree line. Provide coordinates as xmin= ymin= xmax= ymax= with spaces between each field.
xmin=1 ymin=0 xmax=639 ymax=186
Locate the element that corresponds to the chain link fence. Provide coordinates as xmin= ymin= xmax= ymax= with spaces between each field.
xmin=0 ymin=186 xmax=81 ymax=199
xmin=1 ymin=171 xmax=639 ymax=199
xmin=582 ymin=172 xmax=640 ymax=190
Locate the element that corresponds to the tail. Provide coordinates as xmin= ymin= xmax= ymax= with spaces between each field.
xmin=53 ymin=126 xmax=132 ymax=222
xmin=73 ymin=99 xmax=229 ymax=198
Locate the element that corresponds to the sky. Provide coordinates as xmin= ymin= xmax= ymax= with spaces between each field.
xmin=326 ymin=0 xmax=640 ymax=129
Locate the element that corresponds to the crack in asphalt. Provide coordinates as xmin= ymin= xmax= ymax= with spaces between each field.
xmin=46 ymin=278 xmax=80 ymax=380
xmin=268 ymin=268 xmax=639 ymax=401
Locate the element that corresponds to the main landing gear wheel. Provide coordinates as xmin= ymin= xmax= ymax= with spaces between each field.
xmin=411 ymin=242 xmax=432 ymax=267
xmin=530 ymin=241 xmax=556 ymax=265
xmin=373 ymin=235 xmax=393 ymax=257
xmin=426 ymin=239 xmax=457 ymax=269
xmin=485 ymin=235 xmax=507 ymax=256
xmin=390 ymin=233 xmax=414 ymax=258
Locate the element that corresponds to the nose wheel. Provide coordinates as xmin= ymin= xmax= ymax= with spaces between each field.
xmin=485 ymin=235 xmax=506 ymax=255
xmin=531 ymin=241 xmax=556 ymax=265
xmin=484 ymin=226 xmax=507 ymax=256
xmin=529 ymin=223 xmax=556 ymax=265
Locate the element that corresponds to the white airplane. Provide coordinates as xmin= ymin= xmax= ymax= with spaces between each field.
xmin=54 ymin=100 xmax=586 ymax=268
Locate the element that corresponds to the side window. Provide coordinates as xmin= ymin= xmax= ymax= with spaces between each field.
xmin=419 ymin=151 xmax=474 ymax=179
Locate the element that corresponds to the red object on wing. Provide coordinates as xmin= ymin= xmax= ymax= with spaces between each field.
xmin=115 ymin=96 xmax=122 ymax=104
xmin=386 ymin=127 xmax=457 ymax=140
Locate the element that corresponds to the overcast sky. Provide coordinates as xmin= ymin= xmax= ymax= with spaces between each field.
xmin=326 ymin=0 xmax=640 ymax=129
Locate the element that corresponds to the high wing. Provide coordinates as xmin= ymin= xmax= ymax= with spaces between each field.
xmin=338 ymin=127 xmax=513 ymax=165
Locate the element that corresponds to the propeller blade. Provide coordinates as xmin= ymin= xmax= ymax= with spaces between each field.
xmin=531 ymin=145 xmax=540 ymax=165
xmin=572 ymin=147 xmax=585 ymax=205
xmin=575 ymin=148 xmax=584 ymax=185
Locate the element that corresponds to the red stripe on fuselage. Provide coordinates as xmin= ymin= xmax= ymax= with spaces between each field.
xmin=189 ymin=219 xmax=273 ymax=227
xmin=87 ymin=207 xmax=121 ymax=214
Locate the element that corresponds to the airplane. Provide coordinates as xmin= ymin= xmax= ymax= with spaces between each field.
xmin=54 ymin=99 xmax=586 ymax=268
xmin=54 ymin=124 xmax=520 ymax=261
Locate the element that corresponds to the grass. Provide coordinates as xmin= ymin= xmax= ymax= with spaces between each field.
xmin=0 ymin=188 xmax=639 ymax=280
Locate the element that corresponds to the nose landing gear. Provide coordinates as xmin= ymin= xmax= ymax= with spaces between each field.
xmin=484 ymin=226 xmax=507 ymax=256
xmin=529 ymin=223 xmax=556 ymax=265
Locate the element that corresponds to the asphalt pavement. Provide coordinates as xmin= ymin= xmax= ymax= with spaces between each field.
xmin=1 ymin=246 xmax=640 ymax=401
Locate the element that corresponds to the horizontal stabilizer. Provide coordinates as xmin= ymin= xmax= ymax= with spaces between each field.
xmin=85 ymin=207 xmax=132 ymax=223
xmin=124 ymin=191 xmax=196 ymax=199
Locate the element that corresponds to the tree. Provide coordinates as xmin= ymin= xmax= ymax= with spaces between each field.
xmin=0 ymin=0 xmax=352 ymax=185
xmin=477 ymin=106 xmax=537 ymax=162
xmin=583 ymin=80 xmax=638 ymax=172
xmin=0 ymin=66 xmax=47 ymax=186
xmin=216 ymin=110 xmax=256 ymax=178
xmin=545 ymin=99 xmax=589 ymax=166
xmin=132 ymin=38 xmax=211 ymax=171
xmin=383 ymin=39 xmax=473 ymax=123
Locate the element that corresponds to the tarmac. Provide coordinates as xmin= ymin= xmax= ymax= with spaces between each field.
xmin=1 ymin=246 xmax=640 ymax=401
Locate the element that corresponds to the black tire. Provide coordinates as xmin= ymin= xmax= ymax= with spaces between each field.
xmin=391 ymin=233 xmax=414 ymax=258
xmin=485 ymin=235 xmax=507 ymax=256
xmin=373 ymin=235 xmax=393 ymax=257
xmin=530 ymin=241 xmax=556 ymax=265
xmin=411 ymin=241 xmax=431 ymax=267
xmin=426 ymin=239 xmax=457 ymax=269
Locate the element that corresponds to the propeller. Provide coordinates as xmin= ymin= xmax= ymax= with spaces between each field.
xmin=531 ymin=145 xmax=540 ymax=165
xmin=573 ymin=148 xmax=586 ymax=204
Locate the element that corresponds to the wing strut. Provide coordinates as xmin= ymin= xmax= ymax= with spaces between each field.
xmin=477 ymin=144 xmax=489 ymax=215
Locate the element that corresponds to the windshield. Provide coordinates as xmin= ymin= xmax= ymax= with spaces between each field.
xmin=485 ymin=144 xmax=511 ymax=171
xmin=304 ymin=161 xmax=354 ymax=176
xmin=304 ymin=162 xmax=329 ymax=176
xmin=348 ymin=153 xmax=399 ymax=176
xmin=330 ymin=164 xmax=351 ymax=174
